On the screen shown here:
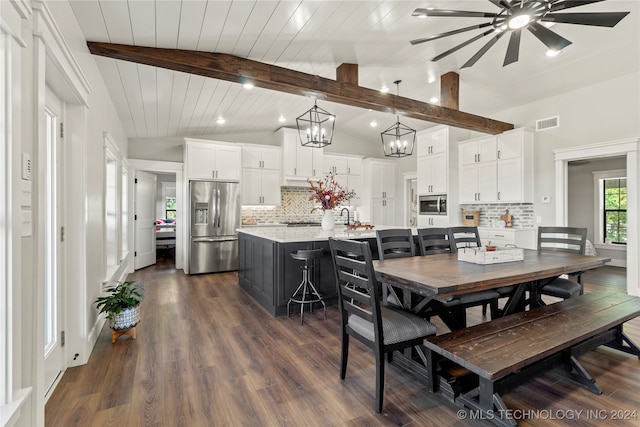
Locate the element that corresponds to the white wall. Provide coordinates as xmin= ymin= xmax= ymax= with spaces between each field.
xmin=6 ymin=1 xmax=129 ymax=425
xmin=491 ymin=72 xmax=640 ymax=227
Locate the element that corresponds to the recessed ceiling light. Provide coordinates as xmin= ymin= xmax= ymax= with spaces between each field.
xmin=430 ymin=97 xmax=439 ymax=104
xmin=381 ymin=86 xmax=390 ymax=93
xmin=216 ymin=117 xmax=226 ymax=124
xmin=278 ymin=116 xmax=286 ymax=123
xmin=242 ymin=82 xmax=254 ymax=90
xmin=370 ymin=121 xmax=377 ymax=127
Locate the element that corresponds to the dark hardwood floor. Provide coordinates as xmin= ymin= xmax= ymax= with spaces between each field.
xmin=46 ymin=263 xmax=639 ymax=426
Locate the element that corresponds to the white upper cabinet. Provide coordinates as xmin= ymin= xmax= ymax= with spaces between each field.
xmin=417 ymin=127 xmax=448 ymax=157
xmin=242 ymin=145 xmax=281 ymax=170
xmin=458 ymin=128 xmax=533 ymax=204
xmin=496 ymin=128 xmax=534 ymax=203
xmin=417 ymin=127 xmax=451 ymax=195
xmin=185 ymin=139 xmax=241 ymax=181
xmin=459 ymin=136 xmax=497 ymax=165
xmin=323 ymin=154 xmax=363 ymax=206
xmin=278 ymin=128 xmax=323 ymax=184
xmin=241 ymin=144 xmax=282 ymax=205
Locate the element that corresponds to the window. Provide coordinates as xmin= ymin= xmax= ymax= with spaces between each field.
xmin=121 ymin=161 xmax=129 ymax=257
xmin=593 ymin=169 xmax=627 ymax=245
xmin=162 ymin=183 xmax=176 ymax=220
xmin=104 ymin=133 xmax=119 ymax=279
xmin=603 ymin=178 xmax=627 ymax=244
xmin=166 ymin=196 xmax=176 ymax=220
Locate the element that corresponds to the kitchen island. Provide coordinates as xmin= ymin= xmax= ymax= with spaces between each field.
xmin=238 ymin=225 xmax=411 ymax=316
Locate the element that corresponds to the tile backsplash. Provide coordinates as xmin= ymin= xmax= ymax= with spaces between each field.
xmin=241 ymin=187 xmax=346 ymax=224
xmin=458 ymin=203 xmax=535 ymax=228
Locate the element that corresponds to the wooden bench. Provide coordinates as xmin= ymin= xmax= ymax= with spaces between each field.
xmin=423 ymin=292 xmax=640 ymax=427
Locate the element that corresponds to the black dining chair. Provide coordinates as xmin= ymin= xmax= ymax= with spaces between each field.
xmin=375 ymin=229 xmax=415 ymax=306
xmin=328 ymin=237 xmax=437 ymax=413
xmin=418 ymin=227 xmax=501 ymax=328
xmin=537 ymin=226 xmax=588 ymax=302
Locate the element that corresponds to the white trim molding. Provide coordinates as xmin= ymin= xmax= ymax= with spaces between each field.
xmin=32 ymin=0 xmax=91 ymax=106
xmin=554 ymin=137 xmax=639 ymax=297
xmin=127 ymin=159 xmax=185 ymax=271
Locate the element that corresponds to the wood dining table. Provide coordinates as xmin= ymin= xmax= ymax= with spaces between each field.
xmin=371 ymin=249 xmax=611 ymax=384
xmin=373 ymin=249 xmax=611 ymax=329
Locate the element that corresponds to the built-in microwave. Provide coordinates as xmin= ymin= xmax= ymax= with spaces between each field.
xmin=419 ymin=194 xmax=447 ymax=215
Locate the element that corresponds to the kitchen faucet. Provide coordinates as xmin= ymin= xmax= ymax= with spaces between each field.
xmin=340 ymin=208 xmax=351 ymax=225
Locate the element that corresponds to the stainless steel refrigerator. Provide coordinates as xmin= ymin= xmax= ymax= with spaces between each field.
xmin=189 ymin=180 xmax=240 ymax=274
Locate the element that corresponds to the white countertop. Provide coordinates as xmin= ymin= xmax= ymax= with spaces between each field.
xmin=237 ymin=225 xmax=416 ymax=243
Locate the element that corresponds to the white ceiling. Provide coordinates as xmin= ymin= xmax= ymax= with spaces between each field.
xmin=68 ymin=0 xmax=639 ymax=140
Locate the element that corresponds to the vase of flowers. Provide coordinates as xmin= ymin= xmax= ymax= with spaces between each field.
xmin=308 ymin=173 xmax=357 ymax=231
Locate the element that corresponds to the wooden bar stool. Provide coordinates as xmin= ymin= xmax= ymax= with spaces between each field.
xmin=287 ymin=249 xmax=326 ymax=325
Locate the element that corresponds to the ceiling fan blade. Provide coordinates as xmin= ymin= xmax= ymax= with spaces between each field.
xmin=527 ymin=22 xmax=573 ymax=52
xmin=461 ymin=32 xmax=507 ymax=69
xmin=550 ymin=1 xmax=606 ymax=13
xmin=487 ymin=0 xmax=512 ymax=9
xmin=413 ymin=8 xmax=498 ymax=18
xmin=410 ymin=22 xmax=493 ymax=45
xmin=542 ymin=12 xmax=630 ymax=27
xmin=431 ymin=29 xmax=495 ymax=62
xmin=503 ymin=30 xmax=522 ymax=66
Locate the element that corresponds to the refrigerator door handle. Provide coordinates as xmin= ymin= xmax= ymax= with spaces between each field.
xmin=216 ymin=188 xmax=221 ymax=228
xmin=192 ymin=237 xmax=238 ymax=243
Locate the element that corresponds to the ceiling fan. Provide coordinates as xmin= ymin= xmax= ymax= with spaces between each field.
xmin=410 ymin=0 xmax=630 ymax=68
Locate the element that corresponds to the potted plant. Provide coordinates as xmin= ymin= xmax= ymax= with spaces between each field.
xmin=95 ymin=280 xmax=144 ymax=332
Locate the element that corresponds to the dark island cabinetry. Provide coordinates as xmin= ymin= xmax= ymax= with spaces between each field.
xmin=239 ymin=232 xmax=350 ymax=316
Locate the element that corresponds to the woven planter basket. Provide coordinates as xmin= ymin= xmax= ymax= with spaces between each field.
xmin=109 ymin=305 xmax=140 ymax=330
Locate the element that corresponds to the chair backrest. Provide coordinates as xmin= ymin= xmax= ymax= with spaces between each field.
xmin=329 ymin=238 xmax=383 ymax=346
xmin=375 ymin=229 xmax=415 ymax=260
xmin=447 ymin=226 xmax=482 ymax=252
xmin=538 ymin=226 xmax=587 ymax=255
xmin=416 ymin=228 xmax=455 ymax=256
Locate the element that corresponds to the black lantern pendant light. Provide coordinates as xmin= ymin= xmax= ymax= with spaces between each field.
xmin=381 ymin=80 xmax=415 ymax=158
xmin=296 ymin=99 xmax=335 ymax=148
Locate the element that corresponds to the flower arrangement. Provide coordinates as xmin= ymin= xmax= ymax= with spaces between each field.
xmin=308 ymin=172 xmax=357 ymax=212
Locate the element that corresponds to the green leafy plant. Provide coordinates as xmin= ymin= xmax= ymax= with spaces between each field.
xmin=95 ymin=281 xmax=144 ymax=322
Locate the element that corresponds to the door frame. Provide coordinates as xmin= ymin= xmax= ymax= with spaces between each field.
xmin=402 ymin=172 xmax=417 ymax=228
xmin=554 ymin=137 xmax=639 ymax=296
xmin=128 ymin=159 xmax=185 ymax=272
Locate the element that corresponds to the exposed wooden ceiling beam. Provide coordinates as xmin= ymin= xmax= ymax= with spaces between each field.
xmin=87 ymin=42 xmax=514 ymax=135
xmin=441 ymin=72 xmax=460 ymax=111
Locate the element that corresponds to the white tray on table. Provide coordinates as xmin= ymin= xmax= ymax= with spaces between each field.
xmin=457 ymin=246 xmax=524 ymax=265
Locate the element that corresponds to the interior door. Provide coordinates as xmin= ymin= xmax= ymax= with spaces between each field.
xmin=44 ymin=87 xmax=64 ymax=398
xmin=134 ymin=170 xmax=157 ymax=269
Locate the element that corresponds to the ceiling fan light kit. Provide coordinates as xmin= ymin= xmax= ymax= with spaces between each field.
xmin=381 ymin=80 xmax=416 ymax=158
xmin=296 ymin=100 xmax=335 ymax=148
xmin=411 ymin=0 xmax=630 ymax=68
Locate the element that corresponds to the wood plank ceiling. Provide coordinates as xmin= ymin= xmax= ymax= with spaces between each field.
xmin=69 ymin=0 xmax=639 ymax=140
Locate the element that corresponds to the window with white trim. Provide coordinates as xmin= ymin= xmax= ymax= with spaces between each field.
xmin=593 ymin=169 xmax=627 ymax=245
xmin=121 ymin=160 xmax=128 ymax=258
xmin=104 ymin=133 xmax=119 ymax=279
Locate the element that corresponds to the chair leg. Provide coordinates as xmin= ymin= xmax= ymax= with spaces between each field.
xmin=375 ymin=351 xmax=385 ymax=413
xmin=482 ymin=302 xmax=488 ymax=316
xmin=489 ymin=298 xmax=499 ymax=319
xmin=340 ymin=332 xmax=349 ymax=380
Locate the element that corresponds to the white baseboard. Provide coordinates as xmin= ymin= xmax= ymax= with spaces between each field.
xmin=606 ymin=259 xmax=627 ymax=268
